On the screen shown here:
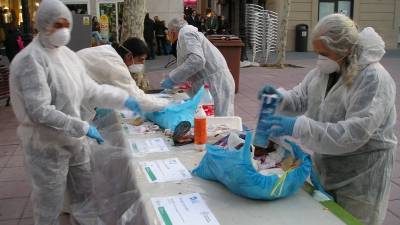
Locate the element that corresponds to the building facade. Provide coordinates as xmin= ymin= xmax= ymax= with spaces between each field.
xmin=195 ymin=0 xmax=399 ymax=51
xmin=58 ymin=0 xmax=183 ymax=43
xmin=269 ymin=0 xmax=400 ymax=50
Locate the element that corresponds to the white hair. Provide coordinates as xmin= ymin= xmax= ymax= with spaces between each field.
xmin=311 ymin=14 xmax=360 ymax=86
xmin=168 ymin=17 xmax=188 ymax=32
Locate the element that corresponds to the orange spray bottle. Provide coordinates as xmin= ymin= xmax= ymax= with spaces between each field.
xmin=194 ymin=105 xmax=207 ymax=151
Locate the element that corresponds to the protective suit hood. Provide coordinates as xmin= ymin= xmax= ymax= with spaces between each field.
xmin=357 ymin=27 xmax=385 ymax=66
xmin=36 ymin=0 xmax=73 ymax=33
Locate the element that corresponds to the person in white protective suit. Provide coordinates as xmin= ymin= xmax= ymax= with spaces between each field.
xmin=160 ymin=17 xmax=235 ymax=116
xmin=259 ymin=14 xmax=397 ymax=225
xmin=77 ymin=37 xmax=170 ymax=120
xmin=9 ymin=0 xmax=143 ymax=224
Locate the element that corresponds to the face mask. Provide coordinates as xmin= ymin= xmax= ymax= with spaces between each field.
xmin=48 ymin=28 xmax=71 ymax=47
xmin=316 ymin=55 xmax=340 ymax=74
xmin=129 ymin=64 xmax=144 ymax=73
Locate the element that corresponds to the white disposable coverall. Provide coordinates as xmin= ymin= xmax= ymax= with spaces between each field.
xmin=169 ymin=25 xmax=235 ymax=116
xmin=279 ymin=27 xmax=397 ymax=225
xmin=9 ymin=0 xmax=129 ymax=224
xmin=77 ymin=44 xmax=169 ymax=120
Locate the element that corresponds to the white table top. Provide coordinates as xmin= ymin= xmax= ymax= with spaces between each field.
xmin=109 ymin=111 xmax=345 ymax=225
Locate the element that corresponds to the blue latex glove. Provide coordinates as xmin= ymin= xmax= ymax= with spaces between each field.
xmin=124 ymin=96 xmax=142 ymax=115
xmin=86 ymin=126 xmax=104 ymax=144
xmin=265 ymin=115 xmax=297 ymax=137
xmin=257 ymin=84 xmax=283 ymax=101
xmin=160 ymin=77 xmax=176 ymax=89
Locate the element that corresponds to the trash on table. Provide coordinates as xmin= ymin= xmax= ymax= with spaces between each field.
xmin=172 ymin=121 xmax=194 ymax=146
xmin=252 ymin=140 xmax=301 ymax=177
xmin=123 ymin=122 xmax=160 ymax=135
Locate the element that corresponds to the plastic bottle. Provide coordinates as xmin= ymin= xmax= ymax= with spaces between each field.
xmin=194 ymin=105 xmax=207 ymax=151
xmin=253 ymin=94 xmax=279 ymax=149
xmin=200 ymin=84 xmax=215 ymax=117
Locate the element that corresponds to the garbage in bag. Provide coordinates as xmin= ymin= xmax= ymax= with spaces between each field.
xmin=145 ymin=86 xmax=205 ymax=131
xmin=192 ymin=132 xmax=312 ymax=200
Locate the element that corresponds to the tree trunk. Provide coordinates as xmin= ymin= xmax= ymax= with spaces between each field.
xmin=121 ymin=0 xmax=146 ymax=42
xmin=275 ymin=0 xmax=290 ymax=68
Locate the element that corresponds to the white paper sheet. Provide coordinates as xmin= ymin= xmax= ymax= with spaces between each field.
xmin=129 ymin=137 xmax=169 ymax=153
xmin=140 ymin=158 xmax=192 ymax=183
xmin=151 ymin=193 xmax=220 ymax=225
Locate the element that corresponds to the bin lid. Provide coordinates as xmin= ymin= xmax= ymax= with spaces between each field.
xmin=296 ymin=24 xmax=308 ymax=30
xmin=207 ymin=35 xmax=241 ymax=40
xmin=208 ymin=35 xmax=244 ymax=47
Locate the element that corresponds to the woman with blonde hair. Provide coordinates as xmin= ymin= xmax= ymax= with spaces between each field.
xmin=259 ymin=14 xmax=397 ymax=225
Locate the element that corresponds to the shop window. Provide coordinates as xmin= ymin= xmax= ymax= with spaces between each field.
xmin=66 ymin=4 xmax=88 ymax=14
xmin=319 ymin=0 xmax=353 ymax=20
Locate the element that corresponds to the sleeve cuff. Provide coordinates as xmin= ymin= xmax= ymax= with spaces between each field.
xmin=65 ymin=118 xmax=90 ymax=138
xmin=82 ymin=121 xmax=90 ymax=136
xmin=168 ymin=72 xmax=180 ymax=84
xmin=276 ymin=88 xmax=288 ymax=112
xmin=293 ymin=115 xmax=308 ymax=138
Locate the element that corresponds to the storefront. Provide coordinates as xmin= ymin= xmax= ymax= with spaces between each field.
xmin=96 ymin=0 xmax=124 ymax=43
xmin=0 ymin=0 xmax=39 ymax=27
xmin=56 ymin=0 xmax=184 ymax=44
xmin=62 ymin=0 xmax=91 ymax=14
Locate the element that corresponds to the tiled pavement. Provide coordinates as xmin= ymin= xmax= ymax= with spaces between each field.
xmin=0 ymin=51 xmax=399 ymax=224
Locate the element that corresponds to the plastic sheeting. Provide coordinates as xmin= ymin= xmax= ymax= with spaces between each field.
xmin=145 ymin=86 xmax=205 ymax=131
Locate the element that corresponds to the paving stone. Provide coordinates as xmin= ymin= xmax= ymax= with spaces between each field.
xmin=18 ymin=218 xmax=33 ymax=225
xmin=393 ymin=178 xmax=400 ymax=186
xmin=0 ymin=219 xmax=20 ymax=225
xmin=13 ymin=148 xmax=24 ymax=156
xmin=0 ymin=167 xmax=27 ymax=182
xmin=388 ymin=199 xmax=400 ymax=218
xmin=390 ymin=183 xmax=400 ymax=201
xmin=383 ymin=211 xmax=400 ymax=225
xmin=5 ymin=156 xmax=25 ymax=168
xmin=0 ymin=145 xmax=18 ymax=157
xmin=0 ymin=129 xmax=18 ymax=145
xmin=22 ymin=198 xmax=33 ymax=219
xmin=0 ymin=181 xmax=31 ymax=199
xmin=392 ymin=162 xmax=400 ymax=179
xmin=0 ymin=198 xmax=26 ymax=220
xmin=0 ymin=155 xmax=10 ymax=168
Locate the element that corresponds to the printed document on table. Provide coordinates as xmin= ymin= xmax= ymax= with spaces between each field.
xmin=129 ymin=137 xmax=169 ymax=153
xmin=140 ymin=158 xmax=192 ymax=183
xmin=151 ymin=193 xmax=220 ymax=225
